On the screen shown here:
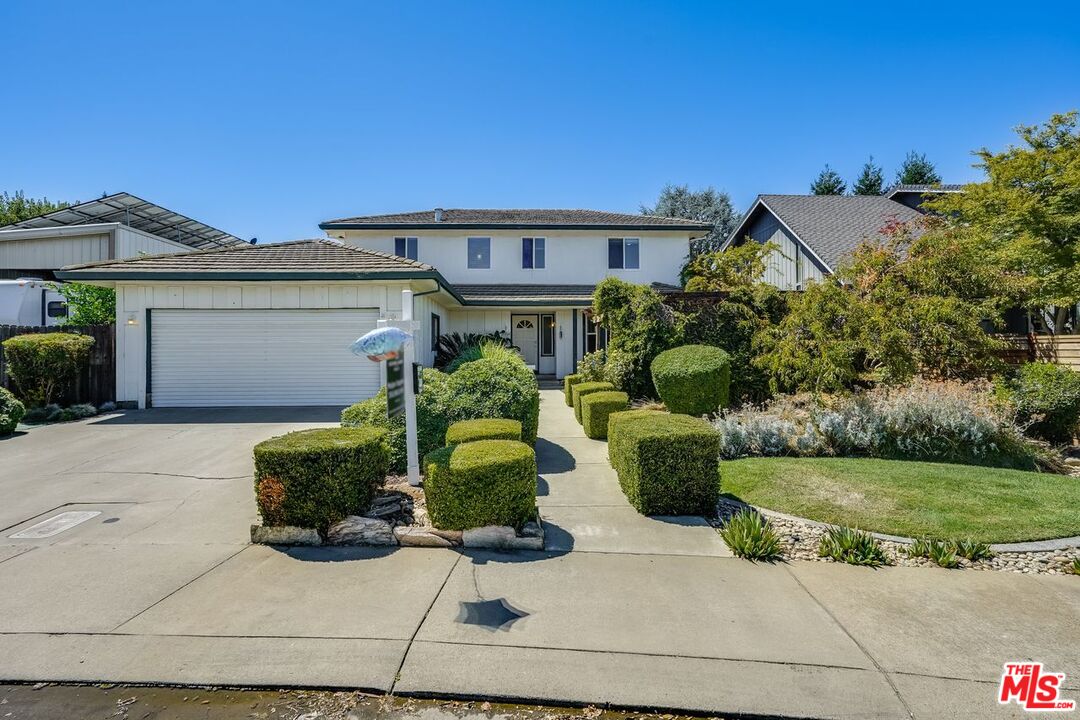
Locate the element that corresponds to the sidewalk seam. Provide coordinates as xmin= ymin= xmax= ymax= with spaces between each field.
xmin=107 ymin=545 xmax=249 ymax=633
xmin=389 ymin=551 xmax=462 ymax=695
xmin=783 ymin=564 xmax=916 ymax=719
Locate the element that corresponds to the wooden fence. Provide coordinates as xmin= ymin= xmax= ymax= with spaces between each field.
xmin=998 ymin=333 xmax=1080 ymax=370
xmin=0 ymin=324 xmax=115 ymax=406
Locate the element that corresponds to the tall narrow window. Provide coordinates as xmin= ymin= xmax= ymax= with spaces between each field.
xmin=394 ymin=236 xmax=418 ymax=261
xmin=430 ymin=313 xmax=441 ymax=351
xmin=522 ymin=237 xmax=546 ymax=269
xmin=583 ymin=312 xmax=607 ymax=354
xmin=607 ymin=238 xmax=639 ymax=269
xmin=467 ymin=237 xmax=490 ymax=268
xmin=540 ymin=313 xmax=555 ymax=357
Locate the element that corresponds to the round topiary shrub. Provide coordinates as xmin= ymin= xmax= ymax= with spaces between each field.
xmin=423 ymin=439 xmax=537 ymax=531
xmin=446 ymin=418 xmax=523 ymax=445
xmin=445 ymin=355 xmax=540 ymax=444
xmin=0 ymin=387 xmax=26 ymax=435
xmin=580 ymin=390 xmax=630 ymax=439
xmin=650 ymin=344 xmax=731 ymax=416
xmin=253 ymin=426 xmax=390 ymax=533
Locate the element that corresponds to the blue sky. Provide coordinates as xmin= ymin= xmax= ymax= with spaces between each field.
xmin=2 ymin=1 xmax=1078 ymax=243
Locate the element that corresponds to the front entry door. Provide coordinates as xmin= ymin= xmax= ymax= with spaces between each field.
xmin=511 ymin=314 xmax=539 ymax=370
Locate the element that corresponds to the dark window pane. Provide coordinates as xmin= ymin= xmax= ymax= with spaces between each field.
xmin=541 ymin=313 xmax=554 ymax=356
xmin=624 ymin=238 xmax=639 ymax=269
xmin=431 ymin=313 xmax=440 ymax=350
xmin=535 ymin=238 xmax=545 ymax=268
xmin=407 ymin=237 xmax=418 ymax=260
xmin=395 ymin=237 xmax=406 ymax=257
xmin=468 ymin=237 xmax=490 ymax=268
xmin=608 ymin=238 xmax=623 ymax=269
xmin=522 ymin=237 xmax=533 ymax=268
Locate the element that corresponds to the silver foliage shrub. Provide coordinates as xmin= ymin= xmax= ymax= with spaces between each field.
xmin=713 ymin=379 xmax=1061 ymax=472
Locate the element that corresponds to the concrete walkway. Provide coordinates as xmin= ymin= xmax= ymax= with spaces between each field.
xmin=534 ymin=389 xmax=731 ymax=556
xmin=0 ymin=402 xmax=1077 ymax=719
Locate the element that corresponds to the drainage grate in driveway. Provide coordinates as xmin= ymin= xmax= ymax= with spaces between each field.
xmin=9 ymin=511 xmax=102 ymax=539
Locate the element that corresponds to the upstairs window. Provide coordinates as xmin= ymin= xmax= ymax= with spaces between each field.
xmin=522 ymin=237 xmax=546 ymax=269
xmin=607 ymin=238 xmax=639 ymax=269
xmin=467 ymin=237 xmax=491 ymax=269
xmin=394 ymin=236 xmax=418 ymax=261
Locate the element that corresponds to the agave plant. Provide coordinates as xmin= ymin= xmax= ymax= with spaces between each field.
xmin=928 ymin=541 xmax=960 ymax=569
xmin=719 ymin=509 xmax=782 ymax=561
xmin=818 ymin=526 xmax=889 ymax=567
xmin=953 ymin=538 xmax=994 ymax=561
xmin=905 ymin=537 xmax=933 ymax=558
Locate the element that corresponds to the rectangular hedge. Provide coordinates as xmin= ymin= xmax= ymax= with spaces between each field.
xmin=581 ymin=390 xmax=629 ymax=439
xmin=608 ymin=410 xmax=720 ymax=516
xmin=563 ymin=373 xmax=584 ymax=406
xmin=572 ymin=381 xmax=614 ymax=423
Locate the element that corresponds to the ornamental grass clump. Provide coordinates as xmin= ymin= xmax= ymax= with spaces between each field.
xmin=818 ymin=526 xmax=889 ymax=567
xmin=719 ymin=509 xmax=783 ymax=561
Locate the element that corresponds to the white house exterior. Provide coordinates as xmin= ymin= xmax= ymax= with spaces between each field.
xmin=321 ymin=208 xmax=710 ymax=379
xmin=56 ymin=209 xmax=709 ymax=409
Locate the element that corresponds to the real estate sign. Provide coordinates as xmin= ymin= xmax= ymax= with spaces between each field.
xmin=386 ymin=352 xmax=405 ymax=418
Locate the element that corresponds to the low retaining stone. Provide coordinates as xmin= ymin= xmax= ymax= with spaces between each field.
xmin=395 ymin=526 xmax=462 ymax=547
xmin=326 ymin=516 xmax=396 ymax=546
xmin=250 ymin=525 xmax=321 ymax=546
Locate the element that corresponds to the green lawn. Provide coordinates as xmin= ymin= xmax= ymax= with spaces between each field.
xmin=721 ymin=457 xmax=1080 ymax=543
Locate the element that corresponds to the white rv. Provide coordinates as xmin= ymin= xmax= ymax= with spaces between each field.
xmin=0 ymin=279 xmax=68 ymax=327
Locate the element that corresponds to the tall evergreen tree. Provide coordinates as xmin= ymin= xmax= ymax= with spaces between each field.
xmin=641 ymin=183 xmax=738 ymax=258
xmin=810 ymin=165 xmax=846 ymax=195
xmin=895 ymin=151 xmax=942 ymax=185
xmin=852 ymin=156 xmax=885 ymax=195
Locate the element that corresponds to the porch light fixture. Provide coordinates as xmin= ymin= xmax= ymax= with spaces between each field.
xmin=125 ymin=313 xmax=139 ymax=326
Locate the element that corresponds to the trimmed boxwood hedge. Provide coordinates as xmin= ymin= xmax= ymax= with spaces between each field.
xmin=572 ymin=381 xmax=615 ymax=423
xmin=446 ymin=418 xmax=523 ymax=445
xmin=253 ymin=426 xmax=390 ymax=533
xmin=563 ymin=373 xmax=584 ymax=406
xmin=650 ymin=344 xmax=731 ymax=416
xmin=580 ymin=390 xmax=629 ymax=440
xmin=423 ymin=439 xmax=537 ymax=530
xmin=0 ymin=387 xmax=25 ymax=436
xmin=608 ymin=411 xmax=720 ymax=515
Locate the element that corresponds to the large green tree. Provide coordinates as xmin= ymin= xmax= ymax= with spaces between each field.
xmin=810 ymin=165 xmax=846 ymax=195
xmin=0 ymin=191 xmax=69 ymax=225
xmin=895 ymin=151 xmax=941 ymax=185
xmin=641 ymin=184 xmax=739 ymax=259
xmin=852 ymin=156 xmax=885 ymax=195
xmin=928 ymin=111 xmax=1080 ymax=333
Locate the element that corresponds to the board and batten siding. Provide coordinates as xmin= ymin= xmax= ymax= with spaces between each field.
xmin=115 ymin=281 xmax=413 ymax=408
xmin=447 ymin=308 xmax=575 ymax=377
xmin=0 ymin=224 xmax=192 ymax=272
xmin=743 ymin=212 xmax=826 ymax=290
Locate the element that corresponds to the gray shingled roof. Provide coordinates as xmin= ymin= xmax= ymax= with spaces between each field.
xmin=455 ymin=284 xmax=596 ymax=305
xmin=320 ymin=208 xmax=713 ymax=231
xmin=56 ymin=239 xmax=437 ymax=277
xmin=739 ymin=195 xmax=924 ymax=271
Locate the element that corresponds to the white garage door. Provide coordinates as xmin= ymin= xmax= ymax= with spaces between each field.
xmin=150 ymin=308 xmax=381 ymax=407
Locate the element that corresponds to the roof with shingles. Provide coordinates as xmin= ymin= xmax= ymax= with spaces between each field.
xmin=884 ymin=183 xmax=965 ymax=197
xmin=730 ymin=195 xmax=923 ymax=271
xmin=454 ymin=284 xmax=596 ymax=304
xmin=320 ymin=208 xmax=713 ymax=231
xmin=57 ymin=239 xmax=435 ymax=275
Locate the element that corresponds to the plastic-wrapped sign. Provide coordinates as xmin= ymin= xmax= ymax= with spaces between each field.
xmin=351 ymin=326 xmax=412 ymax=362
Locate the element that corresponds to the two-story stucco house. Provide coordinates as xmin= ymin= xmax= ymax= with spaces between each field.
xmin=56 ymin=208 xmax=710 ymax=408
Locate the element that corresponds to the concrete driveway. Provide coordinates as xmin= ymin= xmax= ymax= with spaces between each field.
xmin=0 ymin=403 xmax=1078 ymax=720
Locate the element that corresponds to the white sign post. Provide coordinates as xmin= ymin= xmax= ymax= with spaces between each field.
xmin=400 ymin=289 xmax=421 ymax=487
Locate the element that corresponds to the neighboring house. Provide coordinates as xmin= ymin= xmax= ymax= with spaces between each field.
xmin=0 ymin=192 xmax=247 ymax=281
xmin=723 ymin=194 xmax=924 ymax=289
xmin=56 ymin=208 xmax=708 ymax=408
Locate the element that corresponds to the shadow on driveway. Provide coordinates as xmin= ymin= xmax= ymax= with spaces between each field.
xmin=92 ymin=407 xmax=345 ymax=425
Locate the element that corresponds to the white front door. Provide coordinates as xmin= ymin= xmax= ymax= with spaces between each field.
xmin=511 ymin=314 xmax=539 ymax=369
